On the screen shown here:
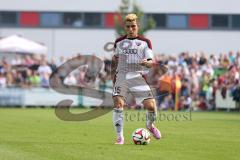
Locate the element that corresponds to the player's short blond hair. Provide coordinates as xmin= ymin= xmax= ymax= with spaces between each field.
xmin=125 ymin=13 xmax=138 ymax=22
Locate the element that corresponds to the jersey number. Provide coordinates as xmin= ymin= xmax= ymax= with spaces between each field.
xmin=113 ymin=86 xmax=121 ymax=94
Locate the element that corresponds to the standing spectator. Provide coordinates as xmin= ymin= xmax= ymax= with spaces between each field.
xmin=104 ymin=57 xmax=111 ymax=74
xmin=228 ymin=50 xmax=235 ymax=65
xmin=13 ymin=71 xmax=24 ymax=87
xmin=205 ymin=63 xmax=214 ymax=77
xmin=0 ymin=72 xmax=6 ymax=88
xmin=160 ymin=94 xmax=174 ymax=110
xmin=49 ymin=58 xmax=57 ymax=72
xmin=167 ymin=56 xmax=178 ymax=67
xmin=38 ymin=60 xmax=52 ymax=88
xmin=64 ymin=74 xmax=77 ymax=85
xmin=232 ymin=80 xmax=240 ymax=110
xmin=236 ymin=51 xmax=240 ymax=66
xmin=23 ymin=55 xmax=34 ymax=67
xmin=11 ymin=55 xmax=22 ymax=66
xmin=184 ymin=95 xmax=192 ymax=110
xmin=190 ymin=68 xmax=200 ymax=99
xmin=1 ymin=57 xmax=9 ymax=72
xmin=220 ymin=54 xmax=230 ymax=68
xmin=198 ymin=52 xmax=207 ymax=66
xmin=57 ymin=56 xmax=66 ymax=66
xmin=76 ymin=66 xmax=87 ymax=86
xmin=28 ymin=70 xmax=41 ymax=87
xmin=6 ymin=71 xmax=14 ymax=87
xmin=180 ymin=78 xmax=190 ymax=97
xmin=206 ymin=81 xmax=214 ymax=110
xmin=209 ymin=54 xmax=219 ymax=68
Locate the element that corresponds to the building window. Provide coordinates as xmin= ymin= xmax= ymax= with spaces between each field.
xmin=20 ymin=12 xmax=40 ymax=27
xmin=104 ymin=13 xmax=122 ymax=28
xmin=167 ymin=15 xmax=188 ymax=29
xmin=148 ymin=14 xmax=166 ymax=28
xmin=232 ymin=15 xmax=240 ymax=29
xmin=211 ymin=15 xmax=229 ymax=28
xmin=41 ymin=13 xmax=62 ymax=27
xmin=0 ymin=12 xmax=18 ymax=26
xmin=84 ymin=13 xmax=102 ymax=27
xmin=63 ymin=12 xmax=83 ymax=27
xmin=189 ymin=14 xmax=208 ymax=29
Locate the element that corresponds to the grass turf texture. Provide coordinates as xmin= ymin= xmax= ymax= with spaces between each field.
xmin=0 ymin=108 xmax=239 ymax=160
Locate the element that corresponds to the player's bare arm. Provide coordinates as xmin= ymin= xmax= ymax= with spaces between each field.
xmin=140 ymin=59 xmax=168 ymax=74
xmin=111 ymin=55 xmax=118 ymax=82
xmin=140 ymin=59 xmax=153 ymax=68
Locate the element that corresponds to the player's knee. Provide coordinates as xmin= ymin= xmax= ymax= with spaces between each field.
xmin=113 ymin=96 xmax=125 ymax=109
xmin=143 ymin=99 xmax=156 ymax=111
xmin=114 ymin=101 xmax=124 ymax=109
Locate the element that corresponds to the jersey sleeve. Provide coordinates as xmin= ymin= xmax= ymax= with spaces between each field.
xmin=143 ymin=44 xmax=153 ymax=60
xmin=113 ymin=40 xmax=119 ymax=58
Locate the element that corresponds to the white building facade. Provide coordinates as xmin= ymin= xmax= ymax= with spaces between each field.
xmin=0 ymin=0 xmax=240 ymax=58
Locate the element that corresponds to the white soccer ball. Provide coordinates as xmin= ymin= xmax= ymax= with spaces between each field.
xmin=132 ymin=128 xmax=151 ymax=145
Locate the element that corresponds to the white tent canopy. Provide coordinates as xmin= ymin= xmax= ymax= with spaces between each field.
xmin=0 ymin=35 xmax=47 ymax=55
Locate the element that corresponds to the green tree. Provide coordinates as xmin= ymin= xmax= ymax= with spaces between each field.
xmin=114 ymin=0 xmax=156 ymax=36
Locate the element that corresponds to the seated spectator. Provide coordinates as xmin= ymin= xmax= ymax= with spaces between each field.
xmin=197 ymin=96 xmax=207 ymax=110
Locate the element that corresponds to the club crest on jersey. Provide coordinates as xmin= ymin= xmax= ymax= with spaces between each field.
xmin=136 ymin=42 xmax=141 ymax=46
xmin=119 ymin=41 xmax=132 ymax=50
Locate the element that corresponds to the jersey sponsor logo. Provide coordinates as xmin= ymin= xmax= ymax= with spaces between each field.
xmin=122 ymin=49 xmax=138 ymax=54
xmin=136 ymin=42 xmax=141 ymax=46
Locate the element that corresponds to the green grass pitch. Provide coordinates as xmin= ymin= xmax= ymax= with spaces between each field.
xmin=0 ymin=108 xmax=239 ymax=160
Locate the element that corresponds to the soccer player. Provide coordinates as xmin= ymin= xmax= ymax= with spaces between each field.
xmin=111 ymin=13 xmax=161 ymax=144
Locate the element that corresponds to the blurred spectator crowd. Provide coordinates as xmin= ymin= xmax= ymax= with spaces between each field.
xmin=154 ymin=51 xmax=240 ymax=111
xmin=0 ymin=51 xmax=240 ymax=110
